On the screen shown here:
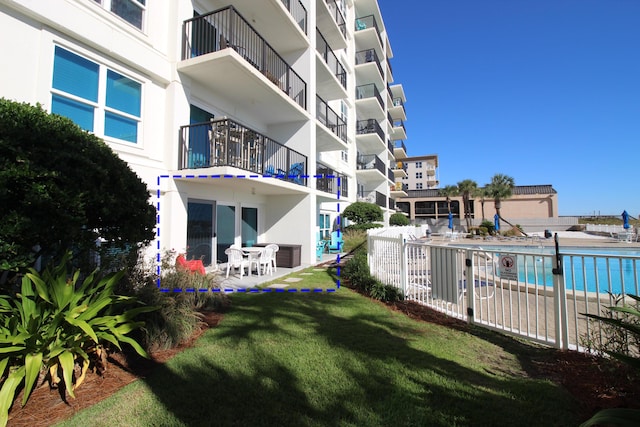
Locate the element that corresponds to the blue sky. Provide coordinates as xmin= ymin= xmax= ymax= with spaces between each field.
xmin=378 ymin=0 xmax=640 ymax=217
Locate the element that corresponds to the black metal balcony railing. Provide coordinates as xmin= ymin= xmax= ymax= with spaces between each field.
xmin=355 ymin=14 xmax=382 ymax=46
xmin=389 ymin=198 xmax=396 ymax=211
xmin=376 ymin=190 xmax=386 ymax=208
xmin=316 ymin=164 xmax=348 ymax=197
xmin=387 ymin=140 xmax=394 ymax=154
xmin=280 ymin=0 xmax=307 ymax=34
xmin=387 ymin=168 xmax=394 ymax=182
xmin=183 ymin=6 xmax=307 ymax=110
xmin=394 ymin=140 xmax=407 ymax=153
xmin=356 ymin=119 xmax=384 ymax=142
xmin=357 ymin=154 xmax=385 ymax=175
xmin=358 ymin=189 xmax=386 ymax=208
xmin=179 ymin=118 xmax=307 ymax=186
xmin=356 ymin=83 xmax=383 ymax=110
xmin=316 ymin=95 xmax=347 ymax=143
xmin=387 ymin=111 xmax=393 ymax=126
xmin=316 ymin=28 xmax=347 ymax=89
xmin=355 ymin=49 xmax=384 ymax=79
xmin=324 ymin=0 xmax=346 ymax=38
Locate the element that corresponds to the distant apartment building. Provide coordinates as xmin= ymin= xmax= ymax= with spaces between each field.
xmin=0 ymin=0 xmax=406 ymax=265
xmin=398 ymin=155 xmax=439 ymax=191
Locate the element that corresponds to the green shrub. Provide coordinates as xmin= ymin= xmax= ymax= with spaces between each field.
xmin=124 ymin=250 xmax=229 ymax=351
xmin=342 ymin=251 xmax=372 ymax=292
xmin=368 ymin=280 xmax=404 ymax=302
xmin=0 ymin=254 xmax=155 ymax=426
xmin=342 ymin=202 xmax=383 ymax=224
xmin=389 ymin=213 xmax=410 ymax=226
xmin=480 ymin=220 xmax=495 ymax=235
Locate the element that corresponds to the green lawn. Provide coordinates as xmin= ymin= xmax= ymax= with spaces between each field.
xmin=59 ymin=268 xmax=579 ymax=427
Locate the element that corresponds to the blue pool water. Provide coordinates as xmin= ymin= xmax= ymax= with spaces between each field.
xmin=475 ymin=246 xmax=640 ymax=295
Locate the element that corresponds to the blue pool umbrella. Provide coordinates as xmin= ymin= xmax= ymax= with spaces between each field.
xmin=448 ymin=211 xmax=453 ymax=229
xmin=622 ymin=210 xmax=630 ymax=229
xmin=494 ymin=214 xmax=500 ymax=231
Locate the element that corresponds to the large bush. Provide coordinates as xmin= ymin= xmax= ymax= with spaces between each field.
xmin=0 ymin=99 xmax=156 ymax=275
xmin=342 ymin=202 xmax=383 ymax=225
xmin=389 ymin=212 xmax=410 ymax=226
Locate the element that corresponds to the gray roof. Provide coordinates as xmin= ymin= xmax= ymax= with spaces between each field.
xmin=403 ymin=185 xmax=557 ymax=199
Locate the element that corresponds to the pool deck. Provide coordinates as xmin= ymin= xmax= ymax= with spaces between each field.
xmin=434 ymin=231 xmax=640 ymax=249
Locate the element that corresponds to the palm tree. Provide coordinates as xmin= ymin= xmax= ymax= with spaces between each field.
xmin=457 ymin=179 xmax=478 ymax=230
xmin=473 ymin=186 xmax=490 ymax=221
xmin=438 ymin=185 xmax=459 ymax=214
xmin=486 ymin=173 xmax=521 ymax=234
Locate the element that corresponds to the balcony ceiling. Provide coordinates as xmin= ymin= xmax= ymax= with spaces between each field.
xmin=315 ymin=55 xmax=348 ymax=101
xmin=355 ymin=64 xmax=383 ymax=93
xmin=393 ymin=146 xmax=408 ymax=159
xmin=216 ymin=0 xmax=309 ymax=54
xmin=355 ymin=97 xmax=385 ymax=121
xmin=393 ymin=168 xmax=408 ymax=178
xmin=356 ymin=133 xmax=385 ymax=154
xmin=391 ymin=125 xmax=407 ymax=141
xmin=390 ymin=189 xmax=408 ymax=198
xmin=178 ymin=50 xmax=308 ymax=125
xmin=172 ymin=167 xmax=309 ymax=196
xmin=316 ymin=122 xmax=348 ymax=152
xmin=355 ymin=169 xmax=386 ymax=183
xmin=388 ymin=104 xmax=406 ymax=121
xmin=354 ymin=28 xmax=383 ymax=60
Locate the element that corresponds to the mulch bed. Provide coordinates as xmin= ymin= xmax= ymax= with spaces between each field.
xmin=6 ymin=299 xmax=640 ymax=426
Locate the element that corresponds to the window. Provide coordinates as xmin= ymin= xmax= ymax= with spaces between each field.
xmin=415 ymin=161 xmax=422 ymax=168
xmin=51 ymin=46 xmax=142 ymax=144
xmin=319 ymin=213 xmax=331 ymax=239
xmin=416 ymin=183 xmax=423 ymax=189
xmin=341 ymin=150 xmax=348 ymax=162
xmin=340 ymin=100 xmax=348 ymax=122
xmin=93 ymin=0 xmax=146 ymax=30
xmin=416 ymin=172 xmax=422 ymax=179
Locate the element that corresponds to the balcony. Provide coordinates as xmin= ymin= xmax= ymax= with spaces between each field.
xmin=356 ymin=83 xmax=385 ymax=120
xmin=393 ymin=161 xmax=407 ymax=178
xmin=279 ymin=0 xmax=307 ymax=34
xmin=317 ymin=0 xmax=347 ymax=49
xmin=387 ymin=168 xmax=394 ymax=183
xmin=356 ymin=154 xmax=386 ymax=183
xmin=390 ymin=182 xmax=408 ymax=198
xmin=179 ymin=118 xmax=307 ymax=187
xmin=355 ymin=15 xmax=383 ymax=49
xmin=316 ymin=95 xmax=348 ymax=152
xmin=355 ymin=49 xmax=384 ymax=88
xmin=388 ymin=198 xmax=396 ymax=211
xmin=316 ymin=28 xmax=347 ymax=100
xmin=316 ymin=164 xmax=348 ymax=198
xmin=180 ymin=6 xmax=307 ymax=125
xmin=394 ymin=140 xmax=407 ymax=159
xmin=356 ymin=118 xmax=385 ymax=152
xmin=358 ymin=190 xmax=387 ymax=208
xmin=391 ymin=119 xmax=407 ymax=141
xmin=389 ymin=96 xmax=406 ymax=121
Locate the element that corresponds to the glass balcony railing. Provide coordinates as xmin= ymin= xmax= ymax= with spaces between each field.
xmin=280 ymin=0 xmax=307 ymax=34
xmin=179 ymin=118 xmax=307 ymax=187
xmin=355 ymin=48 xmax=383 ymax=78
xmin=356 ymin=83 xmax=383 ymax=109
xmin=394 ymin=140 xmax=407 ymax=153
xmin=356 ymin=119 xmax=384 ymax=142
xmin=357 ymin=154 xmax=385 ymax=175
xmin=182 ymin=6 xmax=307 ymax=110
xmin=316 ymin=163 xmax=348 ymax=196
xmin=355 ymin=14 xmax=382 ymax=46
xmin=316 ymin=28 xmax=347 ymax=89
xmin=316 ymin=95 xmax=347 ymax=143
xmin=324 ymin=0 xmax=346 ymax=38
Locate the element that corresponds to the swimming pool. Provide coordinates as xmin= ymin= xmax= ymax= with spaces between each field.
xmin=466 ymin=246 xmax=640 ymax=295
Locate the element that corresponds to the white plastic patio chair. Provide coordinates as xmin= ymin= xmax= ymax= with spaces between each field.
xmin=265 ymin=244 xmax=279 ymax=272
xmin=225 ymin=247 xmax=251 ymax=278
xmin=253 ymin=245 xmax=275 ymax=276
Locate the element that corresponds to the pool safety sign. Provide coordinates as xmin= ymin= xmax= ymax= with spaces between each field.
xmin=499 ymin=254 xmax=518 ymax=281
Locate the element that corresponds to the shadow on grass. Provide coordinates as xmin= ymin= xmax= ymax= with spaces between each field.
xmin=138 ymin=291 xmax=579 ymax=426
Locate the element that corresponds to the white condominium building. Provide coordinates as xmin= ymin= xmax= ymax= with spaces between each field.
xmin=0 ymin=0 xmax=406 ymax=266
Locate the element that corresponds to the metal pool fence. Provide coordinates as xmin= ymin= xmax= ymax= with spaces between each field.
xmin=367 ymin=233 xmax=640 ymax=352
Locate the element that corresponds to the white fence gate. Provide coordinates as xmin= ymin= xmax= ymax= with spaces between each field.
xmin=367 ymin=233 xmax=640 ymax=352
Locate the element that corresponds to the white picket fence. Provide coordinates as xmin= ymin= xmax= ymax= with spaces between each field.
xmin=367 ymin=233 xmax=640 ymax=352
xmin=585 ymin=224 xmax=630 ymax=234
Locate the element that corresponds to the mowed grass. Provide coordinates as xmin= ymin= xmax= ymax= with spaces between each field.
xmin=59 ymin=268 xmax=579 ymax=427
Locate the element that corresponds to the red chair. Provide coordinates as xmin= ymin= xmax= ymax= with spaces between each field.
xmin=176 ymin=254 xmax=206 ymax=275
